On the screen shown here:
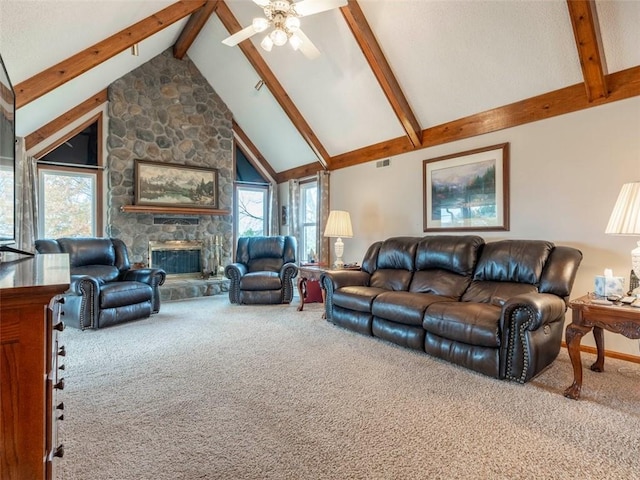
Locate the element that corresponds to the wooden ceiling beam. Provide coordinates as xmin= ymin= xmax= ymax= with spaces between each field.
xmin=215 ymin=1 xmax=331 ymax=168
xmin=275 ymin=162 xmax=326 ymax=185
xmin=15 ymin=0 xmax=206 ymax=109
xmin=25 ymin=89 xmax=108 ymax=151
xmin=173 ymin=0 xmax=219 ymax=59
xmin=566 ymin=0 xmax=608 ymax=101
xmin=329 ymin=65 xmax=640 ymax=171
xmin=233 ymin=120 xmax=279 ymax=182
xmin=340 ymin=0 xmax=422 ymax=147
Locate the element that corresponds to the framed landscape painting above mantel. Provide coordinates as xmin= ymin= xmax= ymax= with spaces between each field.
xmin=134 ymin=160 xmax=218 ymax=209
xmin=423 ymin=143 xmax=509 ymax=232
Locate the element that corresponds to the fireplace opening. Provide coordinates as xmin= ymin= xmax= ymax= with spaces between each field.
xmin=149 ymin=240 xmax=203 ymax=277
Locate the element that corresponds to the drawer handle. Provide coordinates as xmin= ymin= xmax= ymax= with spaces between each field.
xmin=59 ymin=364 xmax=65 ymax=371
xmin=58 ymin=346 xmax=66 ymax=357
xmin=58 ymin=414 xmax=64 ymax=421
xmin=53 ymin=322 xmax=65 ymax=332
xmin=53 ymin=444 xmax=64 ymax=458
xmin=54 ymin=379 xmax=65 ymax=390
xmin=57 ymin=402 xmax=64 ymax=411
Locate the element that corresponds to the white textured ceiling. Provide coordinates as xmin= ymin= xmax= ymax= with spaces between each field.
xmin=1 ymin=0 xmax=639 ymax=173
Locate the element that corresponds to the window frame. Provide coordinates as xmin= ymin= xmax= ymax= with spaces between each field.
xmin=34 ymin=113 xmax=104 ymax=237
xmin=299 ymin=178 xmax=319 ymax=265
xmin=234 ymin=182 xmax=269 ymax=239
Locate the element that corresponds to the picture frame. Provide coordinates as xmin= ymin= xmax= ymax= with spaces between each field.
xmin=134 ymin=160 xmax=218 ymax=209
xmin=423 ymin=143 xmax=509 ymax=232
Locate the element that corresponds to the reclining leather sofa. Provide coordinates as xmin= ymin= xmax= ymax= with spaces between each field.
xmin=35 ymin=237 xmax=166 ymax=329
xmin=321 ymin=236 xmax=582 ymax=383
xmin=225 ymin=235 xmax=298 ymax=305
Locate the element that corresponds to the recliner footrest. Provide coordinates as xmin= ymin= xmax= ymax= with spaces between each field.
xmin=100 ymin=281 xmax=153 ymax=309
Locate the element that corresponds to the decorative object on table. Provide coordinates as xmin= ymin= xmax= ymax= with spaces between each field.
xmin=594 ymin=268 xmax=625 ymax=297
xmin=323 ymin=210 xmax=353 ymax=269
xmin=422 ymin=143 xmax=509 ymax=232
xmin=134 ymin=159 xmax=218 ymax=209
xmin=605 ymin=181 xmax=640 ymax=295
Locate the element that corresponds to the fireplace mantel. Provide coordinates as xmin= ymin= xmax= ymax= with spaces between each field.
xmin=121 ymin=205 xmax=231 ymax=216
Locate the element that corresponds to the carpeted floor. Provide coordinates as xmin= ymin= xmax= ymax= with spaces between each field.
xmin=57 ymin=295 xmax=640 ymax=480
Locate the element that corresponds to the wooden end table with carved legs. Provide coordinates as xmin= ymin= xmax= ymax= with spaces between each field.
xmin=564 ymin=295 xmax=640 ymax=400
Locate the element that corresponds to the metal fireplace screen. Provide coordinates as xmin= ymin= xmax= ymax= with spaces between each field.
xmin=149 ymin=241 xmax=203 ymax=277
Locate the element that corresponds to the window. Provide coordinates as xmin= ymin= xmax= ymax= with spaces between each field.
xmin=36 ymin=115 xmax=103 ymax=238
xmin=234 ymin=143 xmax=270 ymax=238
xmin=235 ymin=184 xmax=268 ymax=237
xmin=38 ymin=168 xmax=99 ymax=237
xmin=300 ymin=179 xmax=318 ymax=264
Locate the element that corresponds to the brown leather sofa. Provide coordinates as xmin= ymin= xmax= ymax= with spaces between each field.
xmin=225 ymin=236 xmax=298 ymax=305
xmin=35 ymin=237 xmax=166 ymax=329
xmin=321 ymin=236 xmax=582 ymax=383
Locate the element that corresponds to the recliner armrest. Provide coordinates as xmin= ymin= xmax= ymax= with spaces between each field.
xmin=501 ymin=292 xmax=567 ymax=332
xmin=279 ymin=262 xmax=298 ymax=281
xmin=121 ymin=268 xmax=166 ymax=286
xmin=68 ymin=274 xmax=101 ymax=329
xmin=321 ymin=270 xmax=370 ymax=293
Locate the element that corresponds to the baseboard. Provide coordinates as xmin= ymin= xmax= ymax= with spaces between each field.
xmin=561 ymin=342 xmax=640 ymax=365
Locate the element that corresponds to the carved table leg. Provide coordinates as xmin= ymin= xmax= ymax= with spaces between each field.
xmin=563 ymin=323 xmax=593 ymax=400
xmin=590 ymin=326 xmax=605 ymax=372
xmin=297 ymin=276 xmax=306 ymax=312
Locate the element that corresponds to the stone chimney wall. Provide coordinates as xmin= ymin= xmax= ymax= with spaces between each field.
xmin=106 ymin=49 xmax=233 ymax=271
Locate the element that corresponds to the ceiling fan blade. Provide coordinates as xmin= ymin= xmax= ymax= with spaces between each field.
xmin=252 ymin=0 xmax=270 ymax=7
xmin=294 ymin=29 xmax=321 ymax=60
xmin=222 ymin=25 xmax=258 ymax=47
xmin=294 ymin=0 xmax=348 ymax=17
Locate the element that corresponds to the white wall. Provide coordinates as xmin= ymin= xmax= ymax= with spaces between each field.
xmin=329 ymin=96 xmax=640 ymax=357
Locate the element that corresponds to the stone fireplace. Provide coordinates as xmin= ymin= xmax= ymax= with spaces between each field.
xmin=149 ymin=240 xmax=204 ymax=277
xmin=106 ymin=49 xmax=232 ymax=300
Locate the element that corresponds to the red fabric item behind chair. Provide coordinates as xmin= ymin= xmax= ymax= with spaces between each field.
xmin=305 ymin=279 xmax=323 ymax=303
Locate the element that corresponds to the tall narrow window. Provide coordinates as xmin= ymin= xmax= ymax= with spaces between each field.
xmin=39 ymin=168 xmax=98 ymax=237
xmin=36 ymin=115 xmax=103 ymax=238
xmin=235 ymin=184 xmax=268 ymax=237
xmin=300 ymin=179 xmax=318 ymax=264
xmin=234 ymin=143 xmax=270 ymax=239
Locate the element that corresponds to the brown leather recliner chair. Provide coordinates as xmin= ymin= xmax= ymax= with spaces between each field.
xmin=35 ymin=237 xmax=166 ymax=329
xmin=225 ymin=236 xmax=298 ymax=305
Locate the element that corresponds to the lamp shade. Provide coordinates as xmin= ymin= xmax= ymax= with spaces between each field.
xmin=605 ymin=182 xmax=640 ymax=235
xmin=324 ymin=210 xmax=353 ymax=238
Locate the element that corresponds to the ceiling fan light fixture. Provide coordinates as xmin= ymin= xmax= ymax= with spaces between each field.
xmin=270 ymin=28 xmax=288 ymax=47
xmin=260 ymin=35 xmax=274 ymax=52
xmin=285 ymin=15 xmax=300 ymax=32
xmin=252 ymin=17 xmax=270 ymax=33
xmin=289 ymin=34 xmax=302 ymax=51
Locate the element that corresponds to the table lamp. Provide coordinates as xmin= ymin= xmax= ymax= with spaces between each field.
xmin=605 ymin=182 xmax=640 ymax=295
xmin=323 ymin=210 xmax=353 ymax=269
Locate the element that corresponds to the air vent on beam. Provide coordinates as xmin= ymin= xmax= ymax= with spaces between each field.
xmin=376 ymin=159 xmax=391 ymax=168
xmin=153 ymin=217 xmax=199 ymax=226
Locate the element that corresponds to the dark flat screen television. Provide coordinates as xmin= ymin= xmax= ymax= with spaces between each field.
xmin=0 ymin=53 xmax=16 ymax=246
xmin=0 ymin=53 xmax=31 ymax=256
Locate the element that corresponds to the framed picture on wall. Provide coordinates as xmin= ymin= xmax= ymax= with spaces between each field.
xmin=134 ymin=160 xmax=218 ymax=209
xmin=423 ymin=143 xmax=510 ymax=232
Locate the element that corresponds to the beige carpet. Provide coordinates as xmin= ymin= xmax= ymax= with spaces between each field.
xmin=58 ymin=296 xmax=640 ymax=480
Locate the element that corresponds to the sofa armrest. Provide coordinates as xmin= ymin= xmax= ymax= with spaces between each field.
xmin=280 ymin=262 xmax=298 ymax=303
xmin=121 ymin=268 xmax=166 ymax=313
xmin=225 ymin=263 xmax=248 ymax=304
xmin=321 ymin=270 xmax=371 ymax=320
xmin=68 ymin=274 xmax=101 ymax=329
xmin=500 ymin=292 xmax=568 ymax=383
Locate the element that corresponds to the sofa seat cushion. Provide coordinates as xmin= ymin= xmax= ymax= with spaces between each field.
xmin=240 ymin=271 xmax=281 ymax=291
xmin=333 ymin=286 xmax=387 ymax=313
xmin=72 ymin=265 xmax=120 ymax=283
xmin=100 ymin=281 xmax=153 ymax=309
xmin=372 ymin=291 xmax=454 ymax=326
xmin=423 ymin=302 xmax=502 ymax=348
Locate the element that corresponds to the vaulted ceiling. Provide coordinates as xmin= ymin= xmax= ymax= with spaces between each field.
xmin=1 ymin=0 xmax=639 ymax=183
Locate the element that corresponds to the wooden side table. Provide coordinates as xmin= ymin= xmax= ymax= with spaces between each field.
xmin=297 ymin=264 xmax=360 ymax=314
xmin=564 ymin=294 xmax=640 ymax=400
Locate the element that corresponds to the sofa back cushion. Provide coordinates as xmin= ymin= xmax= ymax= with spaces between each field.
xmin=58 ymin=237 xmax=117 ymax=268
xmin=237 ymin=236 xmax=296 ymax=273
xmin=462 ymin=240 xmax=553 ymax=305
xmin=410 ymin=235 xmax=484 ymax=298
xmin=369 ymin=237 xmax=419 ymax=291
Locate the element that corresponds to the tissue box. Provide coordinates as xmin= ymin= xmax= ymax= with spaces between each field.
xmin=594 ymin=275 xmax=625 ymax=297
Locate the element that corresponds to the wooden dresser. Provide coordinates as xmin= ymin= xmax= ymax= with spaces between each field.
xmin=0 ymin=254 xmax=70 ymax=480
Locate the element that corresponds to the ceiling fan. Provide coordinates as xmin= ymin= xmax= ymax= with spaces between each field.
xmin=221 ymin=0 xmax=347 ymax=59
